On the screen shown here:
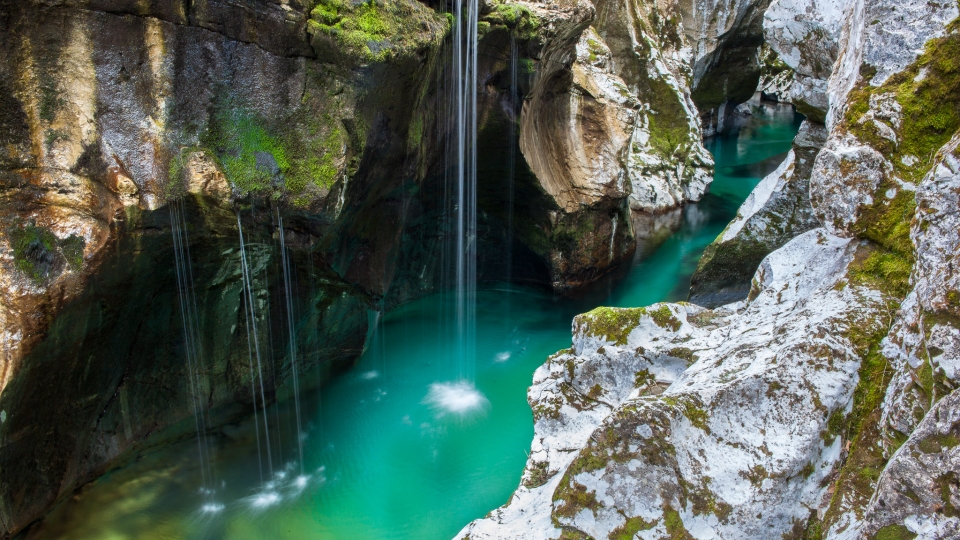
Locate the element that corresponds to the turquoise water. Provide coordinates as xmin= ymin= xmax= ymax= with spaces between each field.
xmin=26 ymin=103 xmax=802 ymax=540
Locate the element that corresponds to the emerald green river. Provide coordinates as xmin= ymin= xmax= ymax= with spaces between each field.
xmin=26 ymin=103 xmax=802 ymax=540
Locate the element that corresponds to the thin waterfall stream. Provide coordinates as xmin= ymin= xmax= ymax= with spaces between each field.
xmin=25 ymin=101 xmax=802 ymax=540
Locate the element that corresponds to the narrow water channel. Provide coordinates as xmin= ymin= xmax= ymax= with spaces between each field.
xmin=24 ymin=102 xmax=802 ymax=540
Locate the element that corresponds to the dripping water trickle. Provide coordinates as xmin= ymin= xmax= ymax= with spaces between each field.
xmin=237 ymin=212 xmax=275 ymax=483
xmin=170 ymin=201 xmax=220 ymax=510
xmin=277 ymin=213 xmax=306 ymax=478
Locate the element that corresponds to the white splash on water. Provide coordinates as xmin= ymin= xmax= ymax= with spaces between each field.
xmin=200 ymin=502 xmax=225 ymax=514
xmin=423 ymin=381 xmax=490 ymax=418
xmin=494 ymin=351 xmax=511 ymax=363
xmin=248 ymin=491 xmax=281 ymax=509
xmin=361 ymin=370 xmax=379 ymax=380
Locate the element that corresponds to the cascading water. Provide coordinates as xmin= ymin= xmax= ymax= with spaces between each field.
xmin=452 ymin=0 xmax=479 ymax=381
xmin=277 ymin=213 xmax=305 ymax=477
xmin=169 ymin=200 xmax=220 ymax=511
xmin=34 ymin=101 xmax=803 ymax=540
xmin=236 ymin=214 xmax=275 ymax=485
xmin=428 ymin=0 xmax=488 ymax=416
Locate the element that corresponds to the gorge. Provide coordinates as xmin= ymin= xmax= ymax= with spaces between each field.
xmin=0 ymin=0 xmax=958 ymax=539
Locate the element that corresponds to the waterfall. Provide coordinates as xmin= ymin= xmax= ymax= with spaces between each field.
xmin=237 ymin=213 xmax=275 ymax=480
xmin=506 ymin=32 xmax=518 ymax=284
xmin=277 ymin=213 xmax=305 ymax=476
xmin=452 ymin=0 xmax=479 ymax=381
xmin=169 ymin=201 xmax=218 ymax=507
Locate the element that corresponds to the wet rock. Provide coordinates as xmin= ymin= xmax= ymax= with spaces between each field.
xmin=682 ymin=0 xmax=773 ymax=135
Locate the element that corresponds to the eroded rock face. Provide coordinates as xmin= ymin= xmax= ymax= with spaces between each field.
xmin=690 ymin=119 xmax=825 ymax=307
xmin=516 ymin=0 xmax=718 ymax=289
xmin=763 ymin=0 xmax=846 ymax=122
xmin=679 ymin=0 xmax=772 ymax=135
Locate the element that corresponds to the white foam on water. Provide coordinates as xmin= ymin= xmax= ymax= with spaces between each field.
xmin=361 ymin=370 xmax=379 ymax=380
xmin=423 ymin=381 xmax=490 ymax=418
xmin=248 ymin=491 xmax=281 ymax=510
xmin=200 ymin=503 xmax=225 ymax=514
xmin=494 ymin=352 xmax=511 ymax=363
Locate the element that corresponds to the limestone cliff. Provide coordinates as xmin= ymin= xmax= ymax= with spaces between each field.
xmin=459 ymin=0 xmax=960 ymax=538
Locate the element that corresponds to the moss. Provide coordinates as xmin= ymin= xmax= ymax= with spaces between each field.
xmin=742 ymin=465 xmax=768 ymax=488
xmin=609 ymin=516 xmax=656 ymax=539
xmin=285 ymin=123 xmax=344 ymax=193
xmin=38 ymin=74 xmax=64 ymax=123
xmin=59 ymin=235 xmax=85 ymax=271
xmin=872 ymin=524 xmax=917 ymax=540
xmin=682 ymin=477 xmax=732 ymax=521
xmin=308 ymin=0 xmax=446 ymax=62
xmin=917 ymin=432 xmax=960 ymax=454
xmin=680 ymin=398 xmax=709 ymax=433
xmin=844 ymin=21 xmax=960 ymax=185
xmin=7 ymin=223 xmax=84 ymax=283
xmin=588 ymin=383 xmax=603 ymax=399
xmin=44 ymin=129 xmax=69 ymax=149
xmin=581 ymin=307 xmax=646 ymax=346
xmin=651 ymin=305 xmax=681 ymax=331
xmin=634 ymin=369 xmax=654 ymax=388
xmin=644 ymin=76 xmax=693 ymax=160
xmin=202 ymin=102 xmax=289 ymax=194
xmin=668 ymin=347 xmax=698 ymax=364
xmin=822 ymin=408 xmax=845 ymax=445
xmin=936 ymin=471 xmax=960 ymax=517
xmin=663 ymin=506 xmax=692 ymax=539
xmin=799 ymin=462 xmax=815 ymax=479
xmin=483 ymin=3 xmax=540 ymax=39
xmin=524 ymin=460 xmax=551 ymax=488
xmin=847 ymin=244 xmax=913 ymax=300
xmin=820 ymin=292 xmax=898 ymax=527
xmin=558 ymin=530 xmax=594 ymax=540
xmin=554 ymin=481 xmax=603 ymax=518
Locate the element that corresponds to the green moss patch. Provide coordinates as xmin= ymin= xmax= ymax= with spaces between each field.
xmin=873 ymin=524 xmax=917 ymax=540
xmin=663 ymin=506 xmax=692 ymax=539
xmin=554 ymin=481 xmax=604 ymax=518
xmin=308 ymin=0 xmax=446 ymax=62
xmin=482 ymin=2 xmax=539 ymax=39
xmin=819 ymin=288 xmax=899 ymax=528
xmin=7 ymin=222 xmax=85 ymax=283
xmin=609 ymin=515 xmax=656 ymax=539
xmin=651 ymin=305 xmax=682 ymax=331
xmin=847 ymin=243 xmax=913 ymax=300
xmin=202 ymin=104 xmax=289 ymax=195
xmin=580 ymin=307 xmax=646 ymax=346
xmin=844 ymin=21 xmax=960 ymax=186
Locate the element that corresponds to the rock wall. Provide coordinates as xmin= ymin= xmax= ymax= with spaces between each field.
xmin=460 ymin=0 xmax=960 ymax=538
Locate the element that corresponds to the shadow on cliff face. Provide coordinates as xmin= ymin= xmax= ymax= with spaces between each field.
xmin=0 ymin=196 xmax=370 ymax=535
